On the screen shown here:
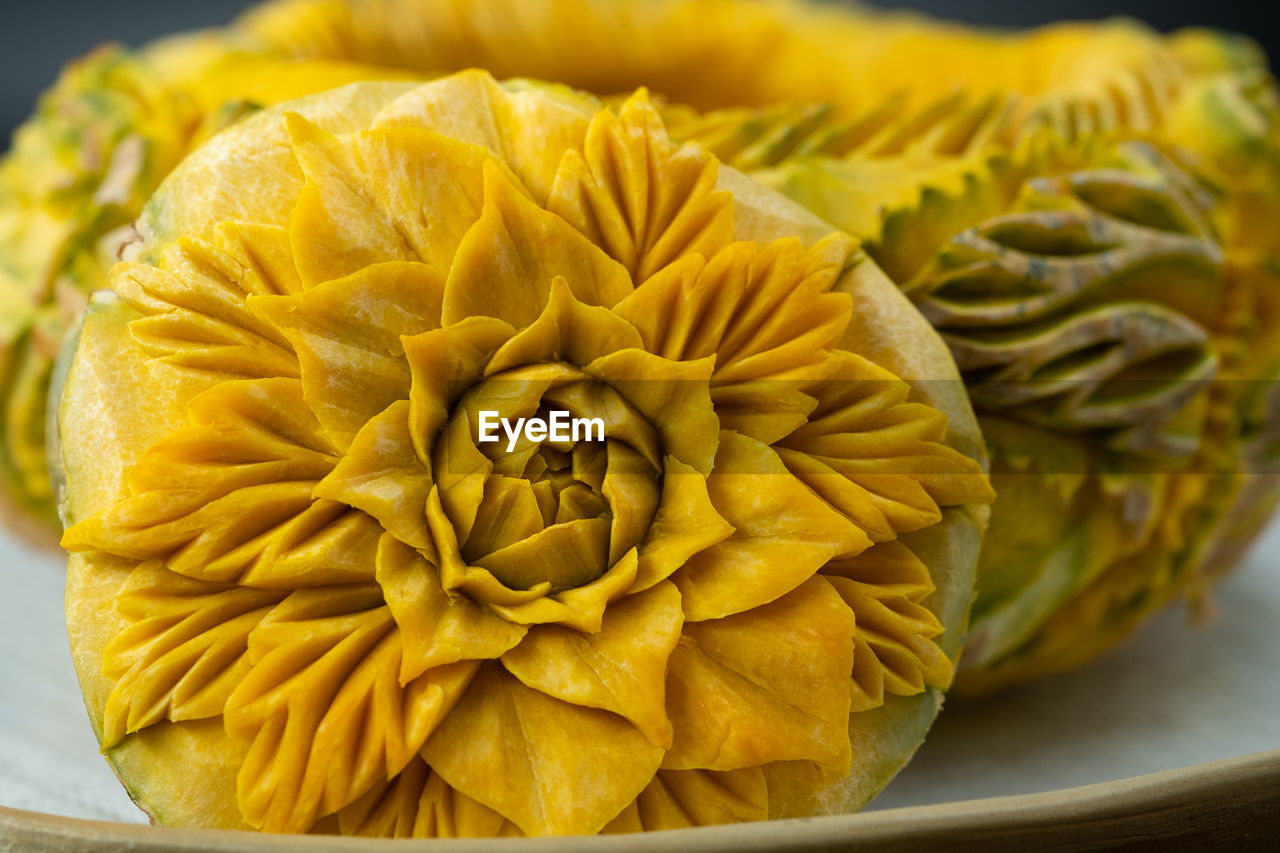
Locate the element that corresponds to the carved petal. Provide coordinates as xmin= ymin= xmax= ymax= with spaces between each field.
xmin=434 ymin=412 xmax=499 ymax=547
xmin=313 ymin=401 xmax=434 ymax=552
xmin=113 ymin=237 xmax=298 ymax=379
xmin=441 ymin=160 xmax=633 ymax=329
xmin=425 ymin=487 xmax=551 ymax=610
xmin=422 ymin=664 xmax=663 ymax=837
xmin=585 ymin=348 xmax=719 ymax=475
xmin=708 ymin=236 xmax=854 ymax=384
xmin=371 ymin=68 xmax=592 ymax=204
xmin=673 ymin=430 xmax=869 ymax=621
xmin=376 ymin=533 xmax=527 ymax=683
xmin=337 ymin=758 xmax=518 ymax=838
xmin=822 ymin=541 xmax=952 ymax=710
xmin=60 ymin=379 xmax=381 ymax=587
xmin=337 ymin=755 xmax=432 ymax=838
xmin=225 ymin=586 xmax=477 ymax=832
xmin=779 ymin=350 xmax=995 ymax=538
xmin=547 ymin=90 xmax=734 ymax=283
xmin=603 ymin=767 xmax=768 ymax=832
xmin=249 ymin=261 xmax=445 ymax=447
xmin=462 ymin=476 xmax=549 ymax=562
xmin=611 ymin=235 xmax=853 ymax=380
xmin=231 ymin=500 xmax=386 ymax=589
xmin=213 ymin=222 xmax=304 ymax=297
xmin=612 ymin=235 xmax=854 ymax=443
xmin=101 ymin=563 xmax=285 ymax=749
xmin=485 ymin=276 xmax=644 ymax=374
xmin=600 ymin=441 xmax=662 ymax=565
xmin=632 ymin=457 xmax=735 ymax=593
xmin=403 ymin=316 xmax=515 ymax=463
xmin=663 ymin=576 xmax=855 ymax=771
xmin=501 ymin=581 xmax=683 ymax=746
xmin=286 ymin=114 xmax=497 ymax=286
xmin=489 ymin=548 xmax=641 ymax=633
xmin=474 ymin=517 xmax=611 ymax=592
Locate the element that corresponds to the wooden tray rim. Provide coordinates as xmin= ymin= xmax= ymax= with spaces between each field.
xmin=2 ymin=747 xmax=1277 ymax=851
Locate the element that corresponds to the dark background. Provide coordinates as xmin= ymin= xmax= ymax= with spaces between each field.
xmin=2 ymin=0 xmax=1277 ymax=144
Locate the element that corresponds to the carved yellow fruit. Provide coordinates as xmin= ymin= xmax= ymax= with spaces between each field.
xmin=226 ymin=0 xmax=1280 ymax=688
xmin=56 ymin=74 xmax=992 ymax=835
xmin=11 ymin=0 xmax=1272 ymax=715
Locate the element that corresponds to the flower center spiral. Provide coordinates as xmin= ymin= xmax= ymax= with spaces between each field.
xmin=435 ymin=365 xmax=663 ymax=595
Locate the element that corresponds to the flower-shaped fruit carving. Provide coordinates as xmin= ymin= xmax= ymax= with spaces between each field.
xmin=61 ymin=73 xmax=993 ymax=837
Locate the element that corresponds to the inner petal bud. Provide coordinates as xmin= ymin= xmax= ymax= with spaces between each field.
xmin=435 ymin=369 xmax=664 ymax=597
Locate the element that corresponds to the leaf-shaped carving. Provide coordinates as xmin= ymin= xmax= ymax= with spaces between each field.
xmin=612 ymin=234 xmax=856 ymax=444
xmin=225 ymin=585 xmax=478 ymax=833
xmin=692 ymin=74 xmax=1206 ymax=287
xmin=820 ymin=541 xmax=951 ymax=711
xmin=441 ymin=160 xmax=633 ymax=329
xmin=913 ymin=155 xmax=1223 ymax=328
xmin=548 ymin=90 xmax=734 ymax=284
xmin=212 ymin=222 xmax=305 ymax=297
xmin=501 ymin=580 xmax=683 ymax=746
xmin=112 ymin=232 xmax=300 ymax=379
xmin=666 ymin=43 xmax=1186 ymax=175
xmin=777 ymin=350 xmax=995 ymax=542
xmin=662 ymin=100 xmax=849 ymax=170
xmin=61 ymin=378 xmax=383 ymax=587
xmin=662 ymin=576 xmax=855 ymax=771
xmin=603 ymin=767 xmax=768 ymax=832
xmin=664 ymin=89 xmax=1017 ymax=170
xmin=945 ymin=301 xmax=1217 ymax=452
xmin=907 ymin=142 xmax=1224 ymax=455
xmin=759 ymin=145 xmax=1021 ymax=286
xmin=285 ymin=113 xmax=499 ymax=287
xmin=915 ymin=211 xmax=1219 ymax=326
xmin=421 ymin=663 xmax=664 ymax=837
xmin=101 ymin=562 xmax=286 ymax=749
xmin=672 ymin=430 xmax=869 ymax=622
xmin=666 ymin=89 xmax=1023 ymax=289
xmin=336 ymin=758 xmax=517 ymax=838
xmin=250 ymin=261 xmax=446 ymax=447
